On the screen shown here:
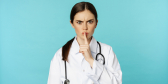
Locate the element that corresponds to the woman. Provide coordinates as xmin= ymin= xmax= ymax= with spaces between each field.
xmin=47 ymin=1 xmax=122 ymax=84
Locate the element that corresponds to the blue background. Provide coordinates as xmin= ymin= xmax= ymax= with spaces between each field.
xmin=0 ymin=0 xmax=168 ymax=84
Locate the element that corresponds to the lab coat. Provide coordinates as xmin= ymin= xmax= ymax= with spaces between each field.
xmin=47 ymin=35 xmax=122 ymax=84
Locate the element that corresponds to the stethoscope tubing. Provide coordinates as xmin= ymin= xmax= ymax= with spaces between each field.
xmin=96 ymin=41 xmax=105 ymax=65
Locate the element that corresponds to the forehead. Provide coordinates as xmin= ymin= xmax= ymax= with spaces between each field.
xmin=74 ymin=10 xmax=95 ymax=20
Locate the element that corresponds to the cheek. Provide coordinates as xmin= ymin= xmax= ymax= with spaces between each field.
xmin=90 ymin=28 xmax=95 ymax=34
xmin=74 ymin=24 xmax=81 ymax=29
xmin=88 ymin=24 xmax=96 ymax=30
xmin=74 ymin=25 xmax=82 ymax=33
xmin=88 ymin=27 xmax=95 ymax=35
xmin=88 ymin=25 xmax=96 ymax=28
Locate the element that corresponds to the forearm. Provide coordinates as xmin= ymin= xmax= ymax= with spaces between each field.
xmin=86 ymin=57 xmax=94 ymax=68
xmin=84 ymin=59 xmax=122 ymax=84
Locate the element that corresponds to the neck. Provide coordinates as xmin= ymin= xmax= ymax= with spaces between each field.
xmin=76 ymin=36 xmax=92 ymax=45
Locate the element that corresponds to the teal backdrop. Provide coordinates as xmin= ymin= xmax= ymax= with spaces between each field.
xmin=0 ymin=0 xmax=168 ymax=84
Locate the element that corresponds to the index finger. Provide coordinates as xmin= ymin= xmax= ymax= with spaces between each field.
xmin=84 ymin=32 xmax=88 ymax=44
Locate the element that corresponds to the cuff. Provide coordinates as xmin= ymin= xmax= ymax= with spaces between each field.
xmin=85 ymin=59 xmax=104 ymax=82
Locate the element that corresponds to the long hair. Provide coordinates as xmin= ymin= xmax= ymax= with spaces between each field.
xmin=62 ymin=2 xmax=97 ymax=61
xmin=62 ymin=37 xmax=75 ymax=61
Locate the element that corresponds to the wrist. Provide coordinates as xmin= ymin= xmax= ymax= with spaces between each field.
xmin=86 ymin=58 xmax=94 ymax=68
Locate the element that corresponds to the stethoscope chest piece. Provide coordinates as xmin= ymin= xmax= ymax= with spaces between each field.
xmin=64 ymin=79 xmax=70 ymax=84
xmin=96 ymin=53 xmax=105 ymax=65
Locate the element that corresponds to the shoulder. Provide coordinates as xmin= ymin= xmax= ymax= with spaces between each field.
xmin=97 ymin=41 xmax=115 ymax=57
xmin=51 ymin=47 xmax=63 ymax=62
xmin=98 ymin=42 xmax=113 ymax=51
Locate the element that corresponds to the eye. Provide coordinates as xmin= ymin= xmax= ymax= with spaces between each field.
xmin=88 ymin=20 xmax=93 ymax=24
xmin=77 ymin=21 xmax=82 ymax=24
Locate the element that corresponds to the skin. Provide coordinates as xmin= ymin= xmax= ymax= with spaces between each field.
xmin=70 ymin=9 xmax=98 ymax=68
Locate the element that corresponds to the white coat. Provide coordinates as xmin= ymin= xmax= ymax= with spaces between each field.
xmin=47 ymin=35 xmax=122 ymax=84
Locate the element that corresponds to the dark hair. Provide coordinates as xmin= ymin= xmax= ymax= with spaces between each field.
xmin=70 ymin=2 xmax=98 ymax=23
xmin=62 ymin=2 xmax=98 ymax=61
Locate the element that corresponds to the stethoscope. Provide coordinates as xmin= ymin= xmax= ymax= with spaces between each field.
xmin=63 ymin=41 xmax=105 ymax=84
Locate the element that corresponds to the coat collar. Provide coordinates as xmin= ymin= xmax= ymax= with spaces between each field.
xmin=70 ymin=35 xmax=98 ymax=55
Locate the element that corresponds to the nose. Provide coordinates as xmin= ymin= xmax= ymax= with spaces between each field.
xmin=83 ymin=22 xmax=88 ymax=30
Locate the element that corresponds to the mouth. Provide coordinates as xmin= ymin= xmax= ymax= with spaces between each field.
xmin=82 ymin=32 xmax=88 ymax=35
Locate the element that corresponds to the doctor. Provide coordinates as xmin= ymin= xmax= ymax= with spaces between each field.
xmin=47 ymin=1 xmax=122 ymax=84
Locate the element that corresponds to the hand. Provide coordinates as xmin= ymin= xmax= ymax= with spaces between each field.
xmin=79 ymin=33 xmax=94 ymax=67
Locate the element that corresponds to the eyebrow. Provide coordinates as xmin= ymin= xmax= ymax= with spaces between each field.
xmin=75 ymin=19 xmax=94 ymax=22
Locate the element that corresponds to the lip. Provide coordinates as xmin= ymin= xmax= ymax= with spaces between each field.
xmin=82 ymin=32 xmax=88 ymax=35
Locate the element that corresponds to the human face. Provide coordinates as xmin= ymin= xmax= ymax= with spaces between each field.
xmin=70 ymin=9 xmax=98 ymax=44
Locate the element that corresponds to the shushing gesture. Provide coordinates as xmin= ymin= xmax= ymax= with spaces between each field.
xmin=79 ymin=32 xmax=94 ymax=67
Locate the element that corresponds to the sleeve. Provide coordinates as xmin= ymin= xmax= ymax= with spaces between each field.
xmin=47 ymin=53 xmax=62 ymax=84
xmin=85 ymin=47 xmax=122 ymax=84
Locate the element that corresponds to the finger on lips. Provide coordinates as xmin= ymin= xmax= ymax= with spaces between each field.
xmin=84 ymin=32 xmax=88 ymax=44
xmin=79 ymin=32 xmax=88 ymax=53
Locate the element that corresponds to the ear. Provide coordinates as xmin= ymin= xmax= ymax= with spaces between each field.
xmin=95 ymin=20 xmax=98 ymax=28
xmin=70 ymin=20 xmax=74 ymax=28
